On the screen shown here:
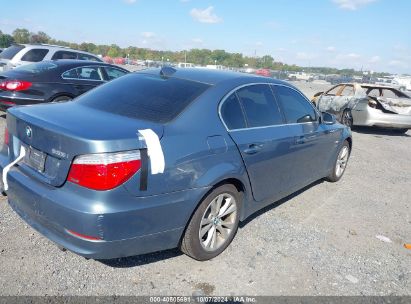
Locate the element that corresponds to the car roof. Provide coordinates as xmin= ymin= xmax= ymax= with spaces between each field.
xmin=336 ymin=82 xmax=400 ymax=90
xmin=141 ymin=67 xmax=291 ymax=86
xmin=43 ymin=59 xmax=124 ymax=69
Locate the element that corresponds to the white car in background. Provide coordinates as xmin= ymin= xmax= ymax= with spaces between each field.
xmin=313 ymin=83 xmax=411 ymax=133
xmin=0 ymin=44 xmax=102 ymax=71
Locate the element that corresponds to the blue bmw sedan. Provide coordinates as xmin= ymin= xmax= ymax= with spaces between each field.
xmin=0 ymin=67 xmax=352 ymax=261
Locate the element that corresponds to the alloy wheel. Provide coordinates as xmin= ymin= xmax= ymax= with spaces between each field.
xmin=336 ymin=145 xmax=349 ymax=178
xmin=199 ymin=193 xmax=237 ymax=252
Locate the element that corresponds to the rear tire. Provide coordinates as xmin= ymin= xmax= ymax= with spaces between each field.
xmin=51 ymin=96 xmax=72 ymax=103
xmin=326 ymin=141 xmax=350 ymax=182
xmin=180 ymin=184 xmax=240 ymax=261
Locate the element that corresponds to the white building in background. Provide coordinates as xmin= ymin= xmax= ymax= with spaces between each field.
xmin=177 ymin=62 xmax=195 ymax=68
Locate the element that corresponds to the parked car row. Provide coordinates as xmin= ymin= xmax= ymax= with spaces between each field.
xmin=0 ymin=65 xmax=352 ymax=261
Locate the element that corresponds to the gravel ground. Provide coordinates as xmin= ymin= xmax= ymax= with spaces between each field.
xmin=0 ymin=82 xmax=410 ymax=296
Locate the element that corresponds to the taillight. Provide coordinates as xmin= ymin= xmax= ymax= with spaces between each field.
xmin=0 ymin=80 xmax=32 ymax=91
xmin=4 ymin=127 xmax=9 ymax=146
xmin=67 ymin=150 xmax=141 ymax=191
xmin=66 ymin=229 xmax=102 ymax=241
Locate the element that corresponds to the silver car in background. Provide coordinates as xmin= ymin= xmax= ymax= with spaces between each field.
xmin=313 ymin=83 xmax=411 ymax=133
xmin=0 ymin=44 xmax=102 ymax=72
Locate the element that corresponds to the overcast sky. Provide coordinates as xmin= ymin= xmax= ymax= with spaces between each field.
xmin=1 ymin=0 xmax=410 ymax=74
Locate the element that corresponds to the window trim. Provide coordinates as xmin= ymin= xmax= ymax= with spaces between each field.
xmin=218 ymin=82 xmax=320 ymax=132
xmin=61 ymin=65 xmax=106 ymax=82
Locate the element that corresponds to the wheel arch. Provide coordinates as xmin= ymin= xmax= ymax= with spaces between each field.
xmin=179 ymin=176 xmax=249 ymax=246
xmin=346 ymin=136 xmax=352 ymax=151
xmin=48 ymin=93 xmax=75 ymax=103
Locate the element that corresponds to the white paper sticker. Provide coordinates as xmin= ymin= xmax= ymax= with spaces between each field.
xmin=138 ymin=129 xmax=165 ymax=174
xmin=2 ymin=146 xmax=26 ymax=191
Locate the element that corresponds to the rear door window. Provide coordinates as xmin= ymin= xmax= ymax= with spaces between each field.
xmin=382 ymin=89 xmax=399 ymax=98
xmin=104 ymin=67 xmax=128 ymax=80
xmin=77 ymin=67 xmax=104 ymax=81
xmin=62 ymin=68 xmax=79 ymax=79
xmin=51 ymin=51 xmax=77 ymax=60
xmin=220 ymin=93 xmax=246 ymax=130
xmin=77 ymin=73 xmax=210 ymax=123
xmin=0 ymin=45 xmax=25 ymax=59
xmin=366 ymin=88 xmax=381 ymax=97
xmin=236 ymin=84 xmax=283 ymax=128
xmin=21 ymin=49 xmax=49 ymax=62
xmin=273 ymin=85 xmax=317 ymax=124
xmin=77 ymin=53 xmax=101 ymax=61
xmin=341 ymin=85 xmax=354 ymax=96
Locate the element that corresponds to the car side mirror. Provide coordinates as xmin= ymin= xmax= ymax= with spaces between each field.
xmin=313 ymin=91 xmax=324 ymax=97
xmin=321 ymin=112 xmax=336 ymax=125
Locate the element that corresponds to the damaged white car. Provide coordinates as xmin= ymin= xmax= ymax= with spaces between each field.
xmin=312 ymin=83 xmax=411 ymax=133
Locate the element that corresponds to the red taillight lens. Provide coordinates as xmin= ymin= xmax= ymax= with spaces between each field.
xmin=4 ymin=127 xmax=9 ymax=146
xmin=67 ymin=150 xmax=141 ymax=191
xmin=66 ymin=229 xmax=102 ymax=241
xmin=0 ymin=100 xmax=16 ymax=106
xmin=0 ymin=80 xmax=32 ymax=91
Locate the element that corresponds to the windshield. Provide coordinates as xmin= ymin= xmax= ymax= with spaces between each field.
xmin=13 ymin=61 xmax=58 ymax=74
xmin=77 ymin=73 xmax=210 ymax=123
xmin=0 ymin=45 xmax=25 ymax=60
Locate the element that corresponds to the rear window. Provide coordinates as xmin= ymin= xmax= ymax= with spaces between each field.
xmin=77 ymin=73 xmax=210 ymax=123
xmin=21 ymin=49 xmax=49 ymax=62
xmin=14 ymin=61 xmax=58 ymax=74
xmin=0 ymin=45 xmax=25 ymax=60
xmin=51 ymin=51 xmax=77 ymax=60
xmin=77 ymin=53 xmax=101 ymax=62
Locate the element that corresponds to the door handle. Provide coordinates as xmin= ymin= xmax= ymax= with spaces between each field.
xmin=243 ymin=143 xmax=263 ymax=155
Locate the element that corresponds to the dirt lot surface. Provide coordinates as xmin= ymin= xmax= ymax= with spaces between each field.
xmin=0 ymin=82 xmax=410 ymax=296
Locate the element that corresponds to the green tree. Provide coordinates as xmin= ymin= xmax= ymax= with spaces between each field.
xmin=0 ymin=32 xmax=15 ymax=48
xmin=30 ymin=31 xmax=50 ymax=44
xmin=12 ymin=28 xmax=30 ymax=43
xmin=107 ymin=44 xmax=121 ymax=57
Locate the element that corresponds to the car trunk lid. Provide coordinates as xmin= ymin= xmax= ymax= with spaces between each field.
xmin=6 ymin=102 xmax=163 ymax=187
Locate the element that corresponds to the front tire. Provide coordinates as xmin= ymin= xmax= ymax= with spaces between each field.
xmin=326 ymin=141 xmax=351 ymax=182
xmin=180 ymin=184 xmax=240 ymax=261
xmin=341 ymin=109 xmax=353 ymax=128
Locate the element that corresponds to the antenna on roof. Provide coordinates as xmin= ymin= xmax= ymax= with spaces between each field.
xmin=160 ymin=66 xmax=177 ymax=78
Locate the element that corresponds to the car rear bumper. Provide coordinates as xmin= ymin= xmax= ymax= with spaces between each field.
xmin=0 ymin=95 xmax=45 ymax=110
xmin=353 ymin=107 xmax=411 ymax=129
xmin=0 ymin=154 xmax=208 ymax=259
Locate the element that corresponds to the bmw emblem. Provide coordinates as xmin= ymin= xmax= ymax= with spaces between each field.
xmin=25 ymin=126 xmax=33 ymax=138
